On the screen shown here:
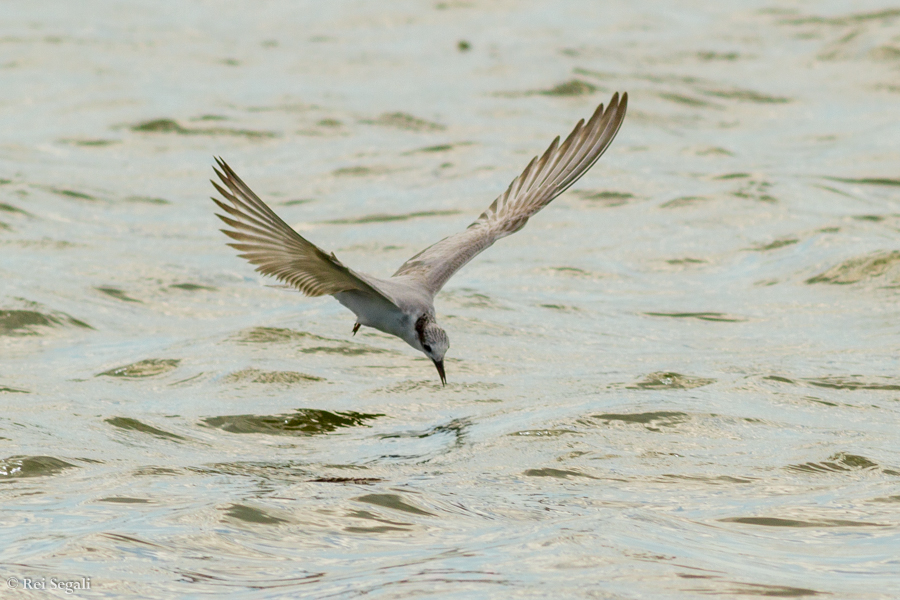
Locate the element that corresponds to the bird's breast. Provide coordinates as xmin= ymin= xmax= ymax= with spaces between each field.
xmin=334 ymin=290 xmax=415 ymax=343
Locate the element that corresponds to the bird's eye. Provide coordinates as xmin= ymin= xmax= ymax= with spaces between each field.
xmin=423 ymin=344 xmax=432 ymax=352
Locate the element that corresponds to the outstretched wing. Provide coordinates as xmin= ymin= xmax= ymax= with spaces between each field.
xmin=211 ymin=157 xmax=398 ymax=307
xmin=392 ymin=92 xmax=628 ymax=297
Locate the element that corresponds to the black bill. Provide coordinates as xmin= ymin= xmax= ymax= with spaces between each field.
xmin=433 ymin=359 xmax=446 ymax=386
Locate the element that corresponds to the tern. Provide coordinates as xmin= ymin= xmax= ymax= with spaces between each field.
xmin=212 ymin=92 xmax=627 ymax=385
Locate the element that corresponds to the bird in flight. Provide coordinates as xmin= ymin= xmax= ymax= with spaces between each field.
xmin=212 ymin=92 xmax=627 ymax=385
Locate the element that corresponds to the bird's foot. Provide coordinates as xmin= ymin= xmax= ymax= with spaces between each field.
xmin=352 ymin=322 xmax=360 ymax=336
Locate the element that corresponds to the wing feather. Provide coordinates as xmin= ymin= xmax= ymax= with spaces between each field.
xmin=211 ymin=157 xmax=398 ymax=305
xmin=392 ymin=92 xmax=628 ymax=296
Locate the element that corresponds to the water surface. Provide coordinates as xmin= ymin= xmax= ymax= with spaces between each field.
xmin=1 ymin=1 xmax=899 ymax=598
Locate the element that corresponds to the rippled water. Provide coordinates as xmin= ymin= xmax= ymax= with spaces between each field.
xmin=2 ymin=1 xmax=899 ymax=598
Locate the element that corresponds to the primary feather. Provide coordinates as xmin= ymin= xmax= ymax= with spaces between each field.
xmin=211 ymin=157 xmax=398 ymax=306
xmin=391 ymin=92 xmax=627 ymax=296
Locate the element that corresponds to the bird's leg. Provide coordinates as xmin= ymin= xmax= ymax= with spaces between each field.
xmin=352 ymin=322 xmax=361 ymax=336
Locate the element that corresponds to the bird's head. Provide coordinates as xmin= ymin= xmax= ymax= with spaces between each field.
xmin=416 ymin=316 xmax=449 ymax=386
